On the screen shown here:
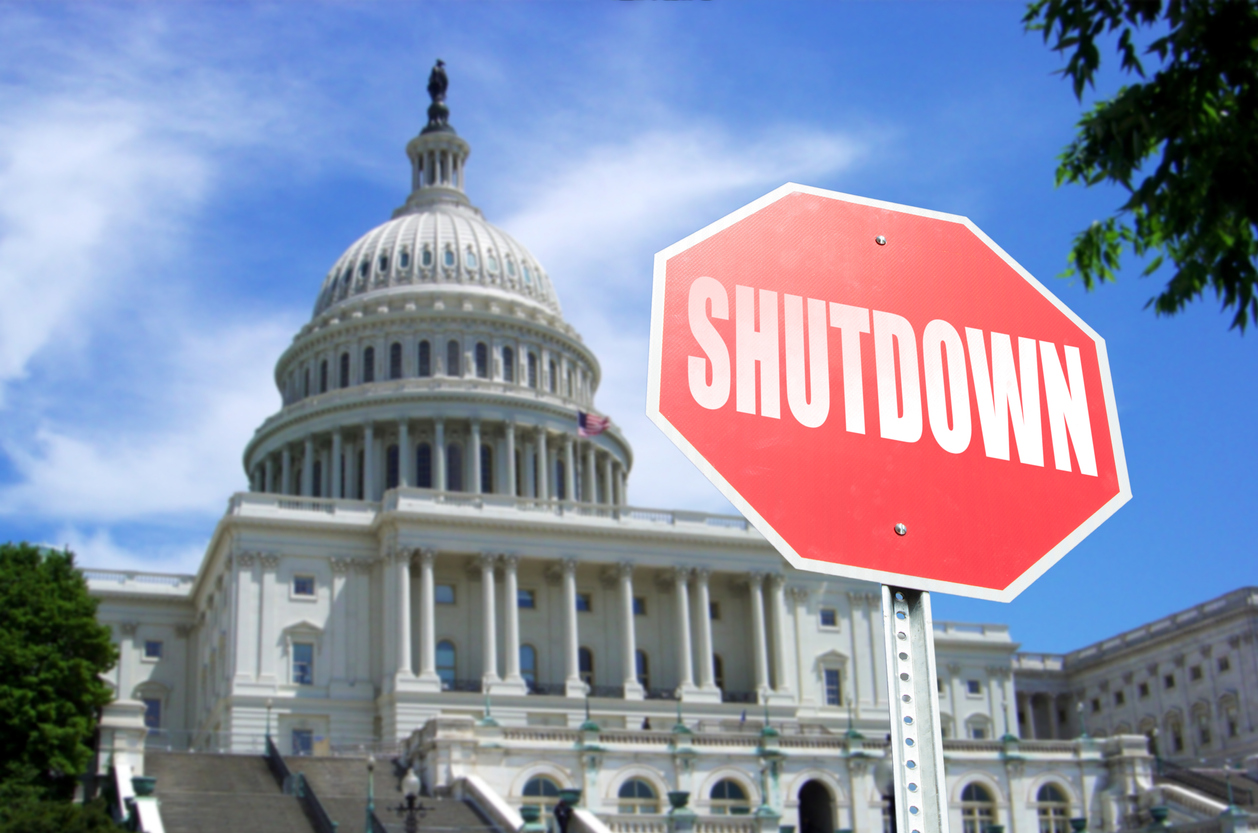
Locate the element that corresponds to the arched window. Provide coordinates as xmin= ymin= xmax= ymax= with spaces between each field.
xmin=416 ymin=444 xmax=433 ymax=489
xmin=1167 ymin=715 xmax=1185 ymax=753
xmin=618 ymin=778 xmax=659 ymax=814
xmin=636 ymin=650 xmax=650 ymax=690
xmin=548 ymin=359 xmax=557 ymax=393
xmin=386 ymin=444 xmax=399 ymax=490
xmin=436 ymin=640 xmax=456 ymax=689
xmin=556 ymin=460 xmax=566 ymax=500
xmin=389 ymin=342 xmax=402 ymax=379
xmin=714 ymin=654 xmax=725 ymax=691
xmin=966 ymin=716 xmax=992 ymax=740
xmin=422 ymin=247 xmax=433 ymax=267
xmin=480 ymin=445 xmax=493 ymax=494
xmin=527 ymin=353 xmax=538 ymax=388
xmin=1194 ymin=706 xmax=1212 ymax=746
xmin=522 ymin=776 xmax=561 ymax=821
xmin=475 ymin=342 xmax=489 ymax=379
xmin=399 ymin=249 xmax=410 ymax=269
xmin=443 ymin=248 xmax=455 ymax=267
xmin=520 ymin=645 xmax=537 ymax=688
xmin=378 ymin=254 xmax=388 ymax=273
xmin=363 ymin=346 xmax=375 ymax=383
xmin=959 ymin=783 xmax=996 ymax=833
xmin=339 ymin=352 xmax=350 ymax=388
xmin=418 ymin=340 xmax=432 ymax=377
xmin=446 ymin=339 xmax=461 ymax=377
xmin=465 ymin=249 xmax=478 ymax=269
xmin=502 ymin=347 xmax=515 ymax=382
xmin=447 ymin=444 xmax=464 ymax=492
xmin=579 ymin=647 xmax=594 ymax=686
xmin=319 ymin=360 xmax=328 ymax=393
xmin=710 ymin=779 xmax=750 ymax=815
xmin=1035 ymin=784 xmax=1070 ymax=833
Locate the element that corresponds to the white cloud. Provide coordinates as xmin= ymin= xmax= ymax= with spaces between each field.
xmin=53 ymin=527 xmax=204 ymax=576
xmin=498 ymin=124 xmax=869 ymax=511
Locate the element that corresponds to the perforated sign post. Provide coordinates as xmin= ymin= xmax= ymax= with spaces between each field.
xmin=646 ymin=184 xmax=1130 ymax=833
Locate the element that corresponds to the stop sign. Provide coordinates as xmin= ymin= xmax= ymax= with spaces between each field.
xmin=647 ymin=184 xmax=1130 ymax=601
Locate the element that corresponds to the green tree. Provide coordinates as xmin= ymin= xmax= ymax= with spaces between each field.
xmin=1025 ymin=0 xmax=1258 ymax=329
xmin=0 ymin=798 xmax=118 ymax=833
xmin=0 ymin=543 xmax=117 ymax=803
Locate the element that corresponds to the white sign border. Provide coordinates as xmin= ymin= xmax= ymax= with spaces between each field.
xmin=645 ymin=182 xmax=1132 ymax=603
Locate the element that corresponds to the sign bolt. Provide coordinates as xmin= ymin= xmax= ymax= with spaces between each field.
xmin=875 ymin=235 xmax=887 ymax=246
xmin=894 ymin=523 xmax=907 ymax=536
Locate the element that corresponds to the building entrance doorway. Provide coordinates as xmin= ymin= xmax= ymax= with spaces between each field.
xmin=798 ymin=780 xmax=834 ymax=833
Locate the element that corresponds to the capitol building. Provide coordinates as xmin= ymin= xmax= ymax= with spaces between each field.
xmin=85 ymin=65 xmax=1258 ymax=833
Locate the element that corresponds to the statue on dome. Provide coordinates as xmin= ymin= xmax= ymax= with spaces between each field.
xmin=423 ymin=59 xmax=452 ymax=133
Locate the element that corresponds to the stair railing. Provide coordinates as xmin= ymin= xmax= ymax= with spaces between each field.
xmin=265 ymin=734 xmax=341 ymax=833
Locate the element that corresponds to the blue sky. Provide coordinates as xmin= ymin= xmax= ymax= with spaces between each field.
xmin=0 ymin=1 xmax=1252 ymax=654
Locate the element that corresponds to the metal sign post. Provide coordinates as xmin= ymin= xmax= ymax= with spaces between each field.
xmin=882 ymin=585 xmax=950 ymax=833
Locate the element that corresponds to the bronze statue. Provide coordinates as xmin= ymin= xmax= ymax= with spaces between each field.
xmin=427 ymin=59 xmax=447 ymax=105
xmin=423 ymin=59 xmax=452 ymax=133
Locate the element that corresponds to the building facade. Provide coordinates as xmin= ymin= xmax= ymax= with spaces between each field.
xmin=85 ymin=66 xmax=1252 ymax=833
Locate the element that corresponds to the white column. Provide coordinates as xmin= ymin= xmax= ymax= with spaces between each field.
xmin=619 ymin=562 xmax=644 ymax=699
xmin=505 ymin=422 xmax=517 ymax=496
xmin=498 ymin=555 xmax=527 ymax=694
xmin=563 ymin=558 xmax=584 ymax=697
xmin=564 ymin=435 xmax=576 ymax=501
xmin=300 ymin=437 xmax=313 ymax=496
xmin=398 ymin=420 xmax=410 ymax=488
xmin=480 ymin=553 xmax=500 ymax=687
xmin=416 ymin=549 xmax=440 ymax=690
xmin=619 ymin=467 xmax=628 ymax=507
xmin=602 ymin=455 xmax=613 ymax=505
xmin=330 ymin=560 xmax=349 ymax=681
xmin=281 ymin=446 xmax=292 ymax=495
xmin=257 ymin=554 xmax=280 ymax=683
xmin=396 ymin=550 xmax=413 ymax=678
xmin=362 ymin=423 xmax=375 ymax=500
xmin=584 ymin=443 xmax=596 ymax=502
xmin=471 ymin=420 xmax=482 ymax=494
xmin=536 ymin=427 xmax=549 ymax=499
xmin=748 ymin=572 xmax=771 ymax=701
xmin=331 ymin=430 xmax=343 ymax=498
xmin=674 ymin=567 xmax=696 ymax=694
xmin=694 ymin=568 xmax=717 ymax=692
xmin=768 ymin=573 xmax=793 ymax=698
xmin=434 ymin=419 xmax=446 ymax=491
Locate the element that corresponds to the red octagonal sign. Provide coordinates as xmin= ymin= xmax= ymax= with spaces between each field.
xmin=647 ymin=184 xmax=1131 ymax=601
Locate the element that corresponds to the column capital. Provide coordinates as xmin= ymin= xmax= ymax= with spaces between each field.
xmin=562 ymin=557 xmax=579 ymax=576
xmin=767 ymin=572 xmax=787 ymax=589
xmin=234 ymin=552 xmax=257 ymax=568
xmin=330 ymin=558 xmax=352 ymax=574
xmin=673 ymin=566 xmax=693 ymax=583
xmin=694 ymin=566 xmax=711 ymax=582
xmin=260 ymin=553 xmax=281 ymax=570
xmin=746 ymin=570 xmax=765 ymax=588
xmin=418 ymin=547 xmax=437 ymax=566
xmin=500 ymin=553 xmax=519 ymax=570
xmin=479 ymin=552 xmax=498 ymax=571
xmin=786 ymin=586 xmax=810 ymax=604
xmin=618 ymin=561 xmax=635 ymax=580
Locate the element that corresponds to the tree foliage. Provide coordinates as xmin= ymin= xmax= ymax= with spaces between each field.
xmin=0 ymin=798 xmax=118 ymax=833
xmin=0 ymin=543 xmax=117 ymax=802
xmin=1025 ymin=0 xmax=1258 ymax=329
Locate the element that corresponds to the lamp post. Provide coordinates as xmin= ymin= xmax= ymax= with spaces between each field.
xmin=265 ymin=698 xmax=274 ymax=744
xmin=394 ymin=766 xmax=428 ymax=833
xmin=366 ymin=755 xmax=376 ymax=833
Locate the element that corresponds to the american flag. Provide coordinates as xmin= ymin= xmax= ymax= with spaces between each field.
xmin=577 ymin=411 xmax=610 ymax=438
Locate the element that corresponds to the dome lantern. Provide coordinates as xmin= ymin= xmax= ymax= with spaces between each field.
xmin=395 ymin=59 xmax=473 ymax=217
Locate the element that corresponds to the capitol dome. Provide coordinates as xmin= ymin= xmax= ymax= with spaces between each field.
xmin=242 ymin=61 xmax=631 ymax=507
xmin=312 ymin=187 xmax=561 ymax=319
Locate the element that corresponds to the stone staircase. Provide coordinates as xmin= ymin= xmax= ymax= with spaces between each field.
xmin=145 ymin=751 xmax=317 ymax=833
xmin=286 ymin=755 xmax=499 ymax=833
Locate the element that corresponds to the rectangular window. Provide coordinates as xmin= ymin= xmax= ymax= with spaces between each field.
xmin=143 ymin=640 xmax=163 ymax=660
xmin=1138 ymin=682 xmax=1150 ymax=698
xmin=293 ymin=576 xmax=316 ymax=597
xmin=709 ymin=601 xmax=721 ymax=620
xmin=1114 ymin=690 xmax=1126 ymax=706
xmin=1190 ymin=665 xmax=1203 ymax=681
xmin=971 ymin=726 xmax=987 ymax=740
xmin=1164 ymin=673 xmax=1176 ymax=690
xmin=291 ymin=729 xmax=313 ymax=756
xmin=824 ymin=668 xmax=842 ymax=706
xmin=938 ymin=677 xmax=946 ymax=695
xmin=966 ymin=679 xmax=982 ymax=696
xmin=1219 ymin=656 xmax=1232 ymax=673
xmin=633 ymin=597 xmax=646 ymax=616
xmin=435 ymin=584 xmax=456 ymax=605
xmin=518 ymin=589 xmax=536 ymax=609
xmin=1091 ymin=698 xmax=1101 ymax=713
xmin=293 ymin=642 xmax=314 ymax=686
xmin=819 ymin=608 xmax=838 ymax=627
xmin=576 ymin=593 xmax=592 ymax=613
xmin=142 ymin=698 xmax=162 ymax=731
